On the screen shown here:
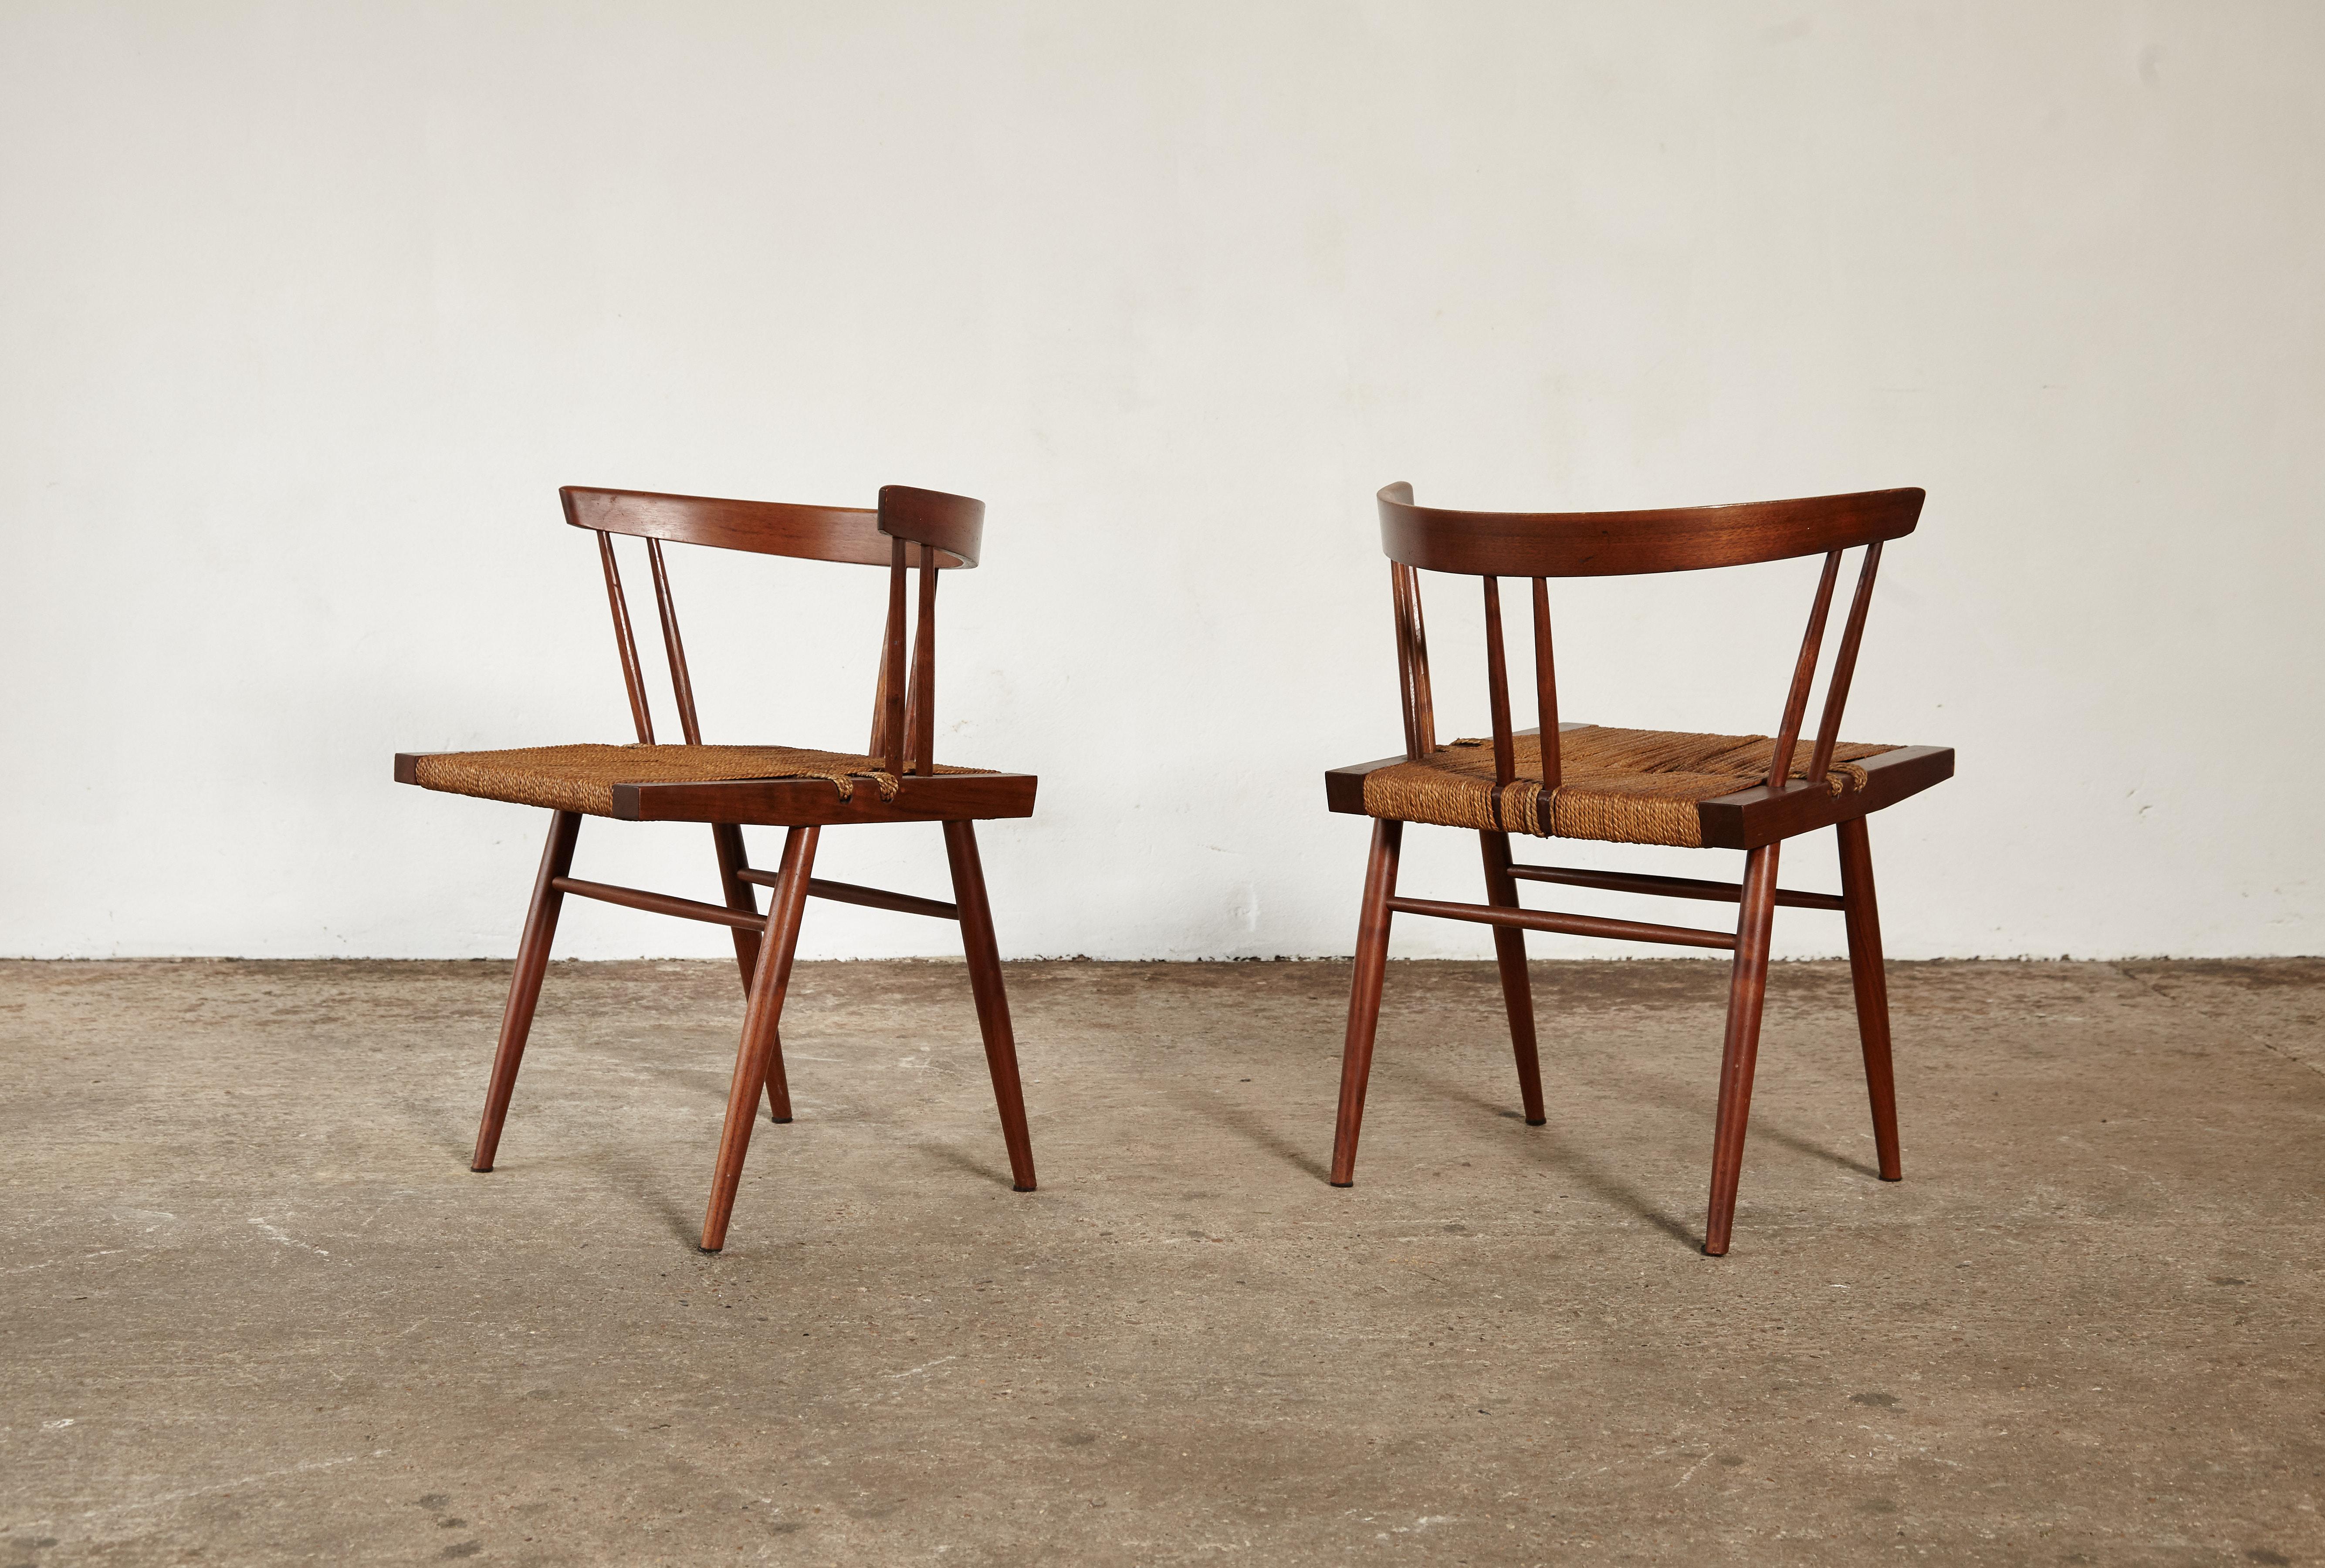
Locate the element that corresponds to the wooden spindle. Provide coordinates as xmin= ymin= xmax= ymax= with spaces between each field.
xmin=1391 ymin=564 xmax=1423 ymax=759
xmin=1766 ymin=550 xmax=1842 ymax=787
xmin=867 ymin=610 xmax=897 ymax=755
xmin=1397 ymin=563 xmax=1436 ymax=756
xmin=1806 ymin=541 xmax=1884 ymax=784
xmin=899 ymin=643 xmax=921 ymax=770
xmin=596 ymin=530 xmax=654 ymax=744
xmin=645 ymin=538 xmax=703 ymax=746
xmin=1531 ymin=576 xmax=1560 ymax=791
xmin=1390 ymin=564 xmax=1416 ymax=758
xmin=879 ymin=538 xmax=909 ymax=773
xmin=907 ymin=556 xmax=938 ymax=774
xmin=1482 ymin=575 xmax=1515 ymax=787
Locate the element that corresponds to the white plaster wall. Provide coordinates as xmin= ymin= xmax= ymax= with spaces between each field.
xmin=3 ymin=2 xmax=2318 ymax=961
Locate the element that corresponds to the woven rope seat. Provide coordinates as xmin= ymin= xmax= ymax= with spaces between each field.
xmin=410 ymin=743 xmax=992 ymax=819
xmin=1360 ymin=725 xmax=1901 ymax=848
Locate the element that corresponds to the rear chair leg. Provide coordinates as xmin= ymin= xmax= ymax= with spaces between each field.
xmin=1703 ymin=841 xmax=1780 ymax=1256
xmin=700 ymin=825 xmax=819 ymax=1253
xmin=1330 ymin=819 xmax=1404 ymax=1186
xmin=710 ymin=822 xmax=763 ymax=991
xmin=1836 ymin=816 xmax=1902 ymax=1181
xmin=1479 ymin=830 xmax=1547 ymax=1125
xmin=759 ymin=1025 xmax=795 ymax=1125
xmin=944 ymin=820 xmax=1037 ymax=1192
xmin=472 ymin=811 xmax=582 ymax=1173
xmin=708 ymin=821 xmax=791 ymax=1124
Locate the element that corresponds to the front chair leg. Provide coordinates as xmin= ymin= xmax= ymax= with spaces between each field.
xmin=1703 ymin=841 xmax=1781 ymax=1256
xmin=707 ymin=822 xmax=791 ymax=1125
xmin=472 ymin=810 xmax=582 ymax=1173
xmin=1330 ymin=818 xmax=1403 ymax=1186
xmin=943 ymin=820 xmax=1037 ymax=1192
xmin=1479 ymin=830 xmax=1547 ymax=1124
xmin=700 ymin=825 xmax=819 ymax=1253
xmin=1836 ymin=816 xmax=1902 ymax=1180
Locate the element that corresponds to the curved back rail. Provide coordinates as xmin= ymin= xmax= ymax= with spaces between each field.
xmin=561 ymin=484 xmax=982 ymax=775
xmin=1377 ymin=484 xmax=1923 ymax=788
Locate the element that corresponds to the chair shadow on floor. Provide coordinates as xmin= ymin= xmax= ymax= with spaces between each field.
xmin=1403 ymin=1066 xmax=1702 ymax=1249
xmin=916 ymin=1139 xmax=1018 ymax=1190
xmin=1171 ymin=1088 xmax=1334 ymax=1185
xmin=1586 ymin=1051 xmax=1885 ymax=1181
xmin=418 ymin=1100 xmax=481 ymax=1169
xmin=635 ymin=1135 xmax=1019 ymax=1250
xmin=644 ymin=1183 xmax=706 ymax=1250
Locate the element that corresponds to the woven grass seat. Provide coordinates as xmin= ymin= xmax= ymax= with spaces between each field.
xmin=1358 ymin=724 xmax=1902 ymax=848
xmin=409 ymin=742 xmax=991 ymax=819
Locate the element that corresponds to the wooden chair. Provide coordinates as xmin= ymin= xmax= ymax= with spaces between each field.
xmin=394 ymin=484 xmax=1038 ymax=1253
xmin=1323 ymin=484 xmax=1953 ymax=1255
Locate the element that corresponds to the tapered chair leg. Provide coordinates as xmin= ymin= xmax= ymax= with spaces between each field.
xmin=700 ymin=825 xmax=819 ymax=1253
xmin=707 ymin=821 xmax=792 ymax=1125
xmin=1330 ymin=818 xmax=1404 ymax=1186
xmin=1836 ymin=817 xmax=1902 ymax=1181
xmin=1479 ymin=830 xmax=1547 ymax=1125
xmin=943 ymin=820 xmax=1037 ymax=1192
xmin=472 ymin=810 xmax=583 ymax=1173
xmin=1703 ymin=841 xmax=1781 ymax=1256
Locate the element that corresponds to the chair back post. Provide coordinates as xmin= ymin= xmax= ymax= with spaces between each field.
xmin=1531 ymin=577 xmax=1562 ymax=790
xmin=1766 ymin=550 xmax=1844 ymax=787
xmin=907 ymin=557 xmax=939 ymax=774
xmin=1805 ymin=541 xmax=1884 ymax=784
xmin=866 ymin=618 xmax=890 ymax=754
xmin=1480 ymin=576 xmax=1517 ymax=787
xmin=876 ymin=539 xmax=911 ymax=770
xmin=593 ymin=529 xmax=656 ymax=744
xmin=644 ymin=538 xmax=705 ymax=746
xmin=1382 ymin=483 xmax=1436 ymax=763
xmin=875 ymin=485 xmax=985 ymax=777
xmin=1389 ymin=561 xmax=1436 ymax=760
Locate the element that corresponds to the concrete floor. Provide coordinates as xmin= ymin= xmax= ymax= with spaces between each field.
xmin=1 ymin=956 xmax=2321 ymax=1566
